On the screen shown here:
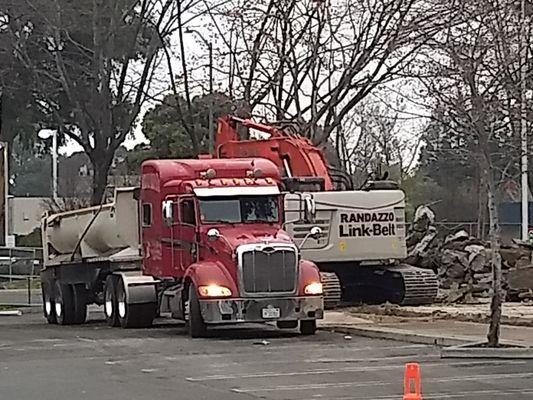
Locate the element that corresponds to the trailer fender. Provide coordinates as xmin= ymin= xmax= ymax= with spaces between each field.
xmin=113 ymin=272 xmax=158 ymax=305
xmin=297 ymin=260 xmax=322 ymax=296
xmin=184 ymin=261 xmax=238 ymax=296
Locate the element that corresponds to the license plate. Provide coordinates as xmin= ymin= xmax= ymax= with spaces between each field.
xmin=262 ymin=307 xmax=280 ymax=319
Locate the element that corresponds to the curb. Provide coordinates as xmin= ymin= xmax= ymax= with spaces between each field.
xmin=441 ymin=347 xmax=533 ymax=359
xmin=0 ymin=310 xmax=23 ymax=316
xmin=441 ymin=340 xmax=533 ymax=359
xmin=320 ymin=325 xmax=476 ymax=347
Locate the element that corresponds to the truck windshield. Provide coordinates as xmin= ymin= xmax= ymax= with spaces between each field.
xmin=199 ymin=196 xmax=279 ymax=224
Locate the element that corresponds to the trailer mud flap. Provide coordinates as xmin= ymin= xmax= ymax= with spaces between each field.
xmin=114 ymin=273 xmax=158 ymax=305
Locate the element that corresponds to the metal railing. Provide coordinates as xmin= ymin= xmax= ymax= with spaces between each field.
xmin=0 ymin=247 xmax=42 ymax=306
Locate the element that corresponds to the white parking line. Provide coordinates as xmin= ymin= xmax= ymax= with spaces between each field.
xmin=231 ymin=371 xmax=533 ymax=393
xmin=187 ymin=360 xmax=525 ymax=382
xmin=329 ymin=388 xmax=533 ymax=400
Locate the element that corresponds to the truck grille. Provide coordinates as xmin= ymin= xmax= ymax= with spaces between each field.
xmin=241 ymin=247 xmax=297 ymax=294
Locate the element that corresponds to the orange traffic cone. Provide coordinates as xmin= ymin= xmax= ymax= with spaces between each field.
xmin=403 ymin=363 xmax=422 ymax=400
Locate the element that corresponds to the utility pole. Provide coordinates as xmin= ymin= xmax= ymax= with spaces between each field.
xmin=521 ymin=0 xmax=529 ymax=241
xmin=208 ymin=40 xmax=214 ymax=154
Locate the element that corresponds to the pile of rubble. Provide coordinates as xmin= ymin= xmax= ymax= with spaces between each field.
xmin=405 ymin=207 xmax=533 ymax=303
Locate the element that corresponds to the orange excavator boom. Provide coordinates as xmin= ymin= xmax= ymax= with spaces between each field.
xmin=215 ymin=115 xmax=334 ymax=190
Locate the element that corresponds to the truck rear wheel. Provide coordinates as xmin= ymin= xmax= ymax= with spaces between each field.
xmin=54 ymin=282 xmax=76 ymax=325
xmin=72 ymin=284 xmax=88 ymax=325
xmin=299 ymin=320 xmax=317 ymax=335
xmin=115 ymin=277 xmax=155 ymax=329
xmin=188 ymin=285 xmax=207 ymax=338
xmin=42 ymin=282 xmax=57 ymax=324
xmin=104 ymin=275 xmax=120 ymax=327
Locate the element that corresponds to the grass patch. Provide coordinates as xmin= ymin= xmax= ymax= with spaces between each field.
xmin=1 ymin=278 xmax=41 ymax=290
xmin=0 ymin=305 xmax=19 ymax=311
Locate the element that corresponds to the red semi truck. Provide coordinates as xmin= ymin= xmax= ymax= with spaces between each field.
xmin=40 ymin=158 xmax=324 ymax=337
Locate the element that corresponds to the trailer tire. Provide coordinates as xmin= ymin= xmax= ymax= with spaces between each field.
xmin=188 ymin=285 xmax=207 ymax=338
xmin=72 ymin=284 xmax=88 ymax=325
xmin=276 ymin=321 xmax=298 ymax=329
xmin=104 ymin=275 xmax=120 ymax=327
xmin=42 ymin=282 xmax=57 ymax=324
xmin=116 ymin=277 xmax=155 ymax=329
xmin=54 ymin=281 xmax=76 ymax=325
xmin=299 ymin=320 xmax=317 ymax=335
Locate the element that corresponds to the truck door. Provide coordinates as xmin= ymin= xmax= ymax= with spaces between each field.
xmin=177 ymin=196 xmax=198 ymax=271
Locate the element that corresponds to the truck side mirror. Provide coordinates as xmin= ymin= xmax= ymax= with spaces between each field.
xmin=310 ymin=226 xmax=323 ymax=240
xmin=298 ymin=226 xmax=323 ymax=249
xmin=304 ymin=195 xmax=316 ymax=222
xmin=207 ymin=228 xmax=220 ymax=241
xmin=162 ymin=200 xmax=173 ymax=226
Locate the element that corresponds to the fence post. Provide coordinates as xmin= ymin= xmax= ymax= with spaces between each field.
xmin=8 ymin=248 xmax=12 ymax=283
xmin=27 ymin=276 xmax=31 ymax=305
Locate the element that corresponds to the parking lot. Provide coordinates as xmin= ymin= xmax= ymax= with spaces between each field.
xmin=0 ymin=312 xmax=532 ymax=400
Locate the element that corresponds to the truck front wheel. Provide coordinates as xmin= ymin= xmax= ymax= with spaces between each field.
xmin=299 ymin=320 xmax=317 ymax=335
xmin=188 ymin=285 xmax=207 ymax=338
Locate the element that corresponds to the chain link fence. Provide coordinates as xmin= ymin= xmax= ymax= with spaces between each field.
xmin=430 ymin=222 xmax=522 ymax=244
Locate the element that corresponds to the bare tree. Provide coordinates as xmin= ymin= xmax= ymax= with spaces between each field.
xmin=414 ymin=0 xmax=530 ymax=346
xmin=209 ymin=0 xmax=455 ymax=146
xmin=2 ymin=0 xmax=188 ymax=204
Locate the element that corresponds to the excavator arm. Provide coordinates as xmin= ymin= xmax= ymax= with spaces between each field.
xmin=215 ymin=115 xmax=334 ymax=191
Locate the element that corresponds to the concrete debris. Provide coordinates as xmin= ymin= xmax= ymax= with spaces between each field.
xmin=414 ymin=206 xmax=435 ymax=224
xmin=406 ymin=206 xmax=533 ymax=304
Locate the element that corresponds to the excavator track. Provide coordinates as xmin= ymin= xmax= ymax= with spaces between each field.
xmin=329 ymin=263 xmax=438 ymax=306
xmin=320 ymin=272 xmax=342 ymax=309
xmin=389 ymin=264 xmax=439 ymax=305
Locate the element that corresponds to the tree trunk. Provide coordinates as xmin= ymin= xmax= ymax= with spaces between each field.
xmin=486 ymin=166 xmax=503 ymax=347
xmin=90 ymin=154 xmax=113 ymax=206
xmin=477 ymin=164 xmax=487 ymax=240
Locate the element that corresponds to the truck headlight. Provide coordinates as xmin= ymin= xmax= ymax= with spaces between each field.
xmin=198 ymin=284 xmax=232 ymax=298
xmin=304 ymin=282 xmax=323 ymax=295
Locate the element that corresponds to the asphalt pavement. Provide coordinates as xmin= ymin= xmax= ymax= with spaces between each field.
xmin=0 ymin=312 xmax=532 ymax=400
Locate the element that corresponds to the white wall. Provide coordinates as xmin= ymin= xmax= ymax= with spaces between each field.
xmin=9 ymin=197 xmax=48 ymax=236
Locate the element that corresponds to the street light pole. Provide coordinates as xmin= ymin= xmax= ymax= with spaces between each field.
xmin=2 ymin=143 xmax=8 ymax=247
xmin=521 ymin=0 xmax=529 ymax=241
xmin=52 ymin=130 xmax=58 ymax=201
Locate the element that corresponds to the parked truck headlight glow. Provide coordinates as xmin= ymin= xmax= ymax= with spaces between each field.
xmin=198 ymin=284 xmax=232 ymax=298
xmin=304 ymin=282 xmax=323 ymax=295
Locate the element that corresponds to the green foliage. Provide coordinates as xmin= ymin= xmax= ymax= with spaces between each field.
xmin=1 ymin=0 xmax=172 ymax=204
xmin=401 ymin=173 xmax=445 ymax=221
xmin=10 ymin=138 xmax=52 ymax=197
xmin=16 ymin=227 xmax=42 ymax=248
xmin=129 ymin=92 xmax=234 ymax=172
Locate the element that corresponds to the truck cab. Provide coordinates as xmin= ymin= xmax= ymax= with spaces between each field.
xmin=140 ymin=158 xmax=324 ymax=336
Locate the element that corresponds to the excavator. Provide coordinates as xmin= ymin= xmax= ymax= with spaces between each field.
xmin=214 ymin=115 xmax=438 ymax=307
